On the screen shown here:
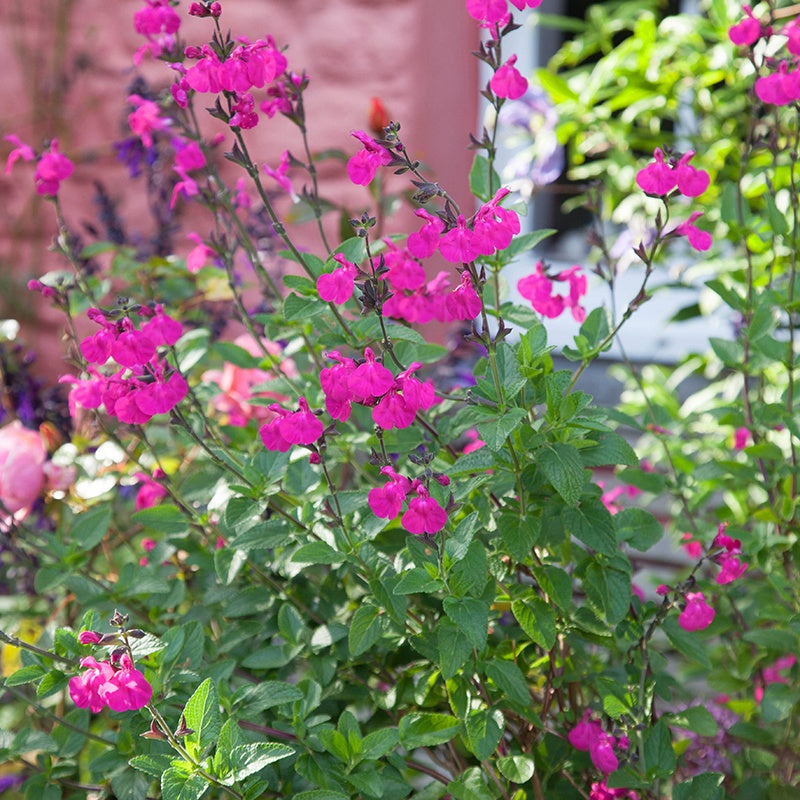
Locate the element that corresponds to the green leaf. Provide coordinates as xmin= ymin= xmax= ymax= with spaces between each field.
xmin=538 ymin=443 xmax=585 ymax=506
xmin=232 ymin=681 xmax=304 ymax=714
xmin=349 ymin=604 xmax=384 ymax=657
xmin=291 ymin=541 xmax=345 ymax=565
xmin=292 ymin=792 xmax=350 ymax=800
xmin=213 ymin=341 xmax=260 ymax=368
xmin=643 ymin=721 xmax=676 ymax=779
xmin=161 ymin=766 xmax=209 ymax=800
xmin=449 ymin=539 xmax=489 ymax=597
xmin=533 ymin=565 xmax=572 ymax=610
xmin=447 ymin=447 xmax=495 ymax=476
xmin=761 ymin=683 xmax=795 ymax=723
xmin=443 ymin=597 xmax=490 ymax=650
xmin=496 ymin=755 xmax=535 ymax=783
xmin=361 ymin=727 xmax=399 ymax=760
xmin=563 ymin=500 xmax=617 ymax=556
xmin=583 ymin=560 xmax=631 ymax=624
xmin=485 ymin=659 xmax=531 ymax=706
xmin=393 ymin=567 xmax=444 ymax=595
xmin=667 ymin=706 xmax=718 ymax=737
xmin=580 ymin=433 xmax=638 ymax=468
xmin=511 ymin=596 xmax=557 ymax=650
xmin=70 ymin=504 xmax=112 ymax=550
xmin=229 ymin=742 xmax=294 ymax=781
xmin=447 ymin=766 xmax=496 ymax=800
xmin=111 ymin=770 xmax=151 ymax=800
xmin=465 ymin=707 xmax=504 ymax=760
xmin=437 ymin=619 xmax=473 ymax=680
xmin=503 ymin=229 xmax=556 ymax=260
xmin=709 ymin=336 xmax=742 ymax=367
xmin=183 ymin=679 xmax=221 ymax=756
xmin=615 ymin=508 xmax=663 ymax=551
xmin=129 ymin=754 xmax=174 ymax=780
xmin=132 ymin=504 xmax=189 ymax=534
xmin=662 ymin=616 xmax=712 ymax=669
xmin=469 ymin=154 xmax=501 ymax=202
xmin=399 ymin=713 xmax=461 ymax=749
xmin=672 ymin=773 xmax=724 ymax=800
xmin=476 ymin=408 xmax=528 ymax=452
xmin=284 ymin=292 xmax=327 ymax=321
xmin=5 ymin=664 xmax=47 ymax=686
xmin=535 ymin=68 xmax=580 ymax=102
xmin=498 ymin=513 xmax=540 ymax=563
xmin=36 ymin=670 xmax=69 ymax=698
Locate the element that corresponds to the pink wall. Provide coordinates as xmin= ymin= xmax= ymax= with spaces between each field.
xmin=0 ymin=0 xmax=478 ymax=375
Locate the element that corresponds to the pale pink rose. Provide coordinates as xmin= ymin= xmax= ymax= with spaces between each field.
xmin=0 ymin=422 xmax=47 ymax=515
xmin=203 ymin=335 xmax=298 ymax=426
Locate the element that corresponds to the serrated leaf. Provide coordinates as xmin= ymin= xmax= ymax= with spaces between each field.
xmin=399 ymin=713 xmax=461 ymax=749
xmin=229 ymin=742 xmax=294 ymax=780
xmin=393 ymin=567 xmax=444 ymax=595
xmin=580 ymin=433 xmax=638 ymax=467
xmin=361 ymin=727 xmax=399 ymax=760
xmin=584 ymin=560 xmax=631 ymax=624
xmin=465 ymin=707 xmax=504 ymax=760
xmin=563 ymin=501 xmax=617 ymax=556
xmin=615 ymin=507 xmax=663 ymax=551
xmin=667 ymin=706 xmax=719 ymax=737
xmin=538 ymin=443 xmax=585 ymax=505
xmin=212 ymin=341 xmax=260 ymax=368
xmin=161 ymin=766 xmax=209 ymax=800
xmin=512 ymin=596 xmax=557 ymax=650
xmin=447 ymin=447 xmax=495 ymax=476
xmin=498 ymin=513 xmax=540 ymax=563
xmin=486 ymin=659 xmax=531 ymax=706
xmin=291 ymin=541 xmax=345 ymax=565
xmin=183 ymin=679 xmax=221 ymax=755
xmin=497 ymin=755 xmax=535 ymax=783
xmin=132 ymin=504 xmax=189 ymax=534
xmin=232 ymin=681 xmax=303 ymax=714
xmin=5 ymin=664 xmax=47 ymax=686
xmin=643 ymin=721 xmax=676 ymax=779
xmin=443 ymin=597 xmax=489 ymax=650
xmin=129 ymin=753 xmax=174 ymax=780
xmin=349 ymin=604 xmax=384 ymax=657
xmin=36 ymin=670 xmax=69 ymax=698
xmin=476 ymin=408 xmax=528 ymax=452
xmin=70 ymin=504 xmax=112 ymax=550
xmin=437 ymin=619 xmax=473 ymax=680
xmin=469 ymin=154 xmax=501 ymax=202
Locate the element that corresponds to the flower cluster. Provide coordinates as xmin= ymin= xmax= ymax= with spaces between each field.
xmin=259 ymin=396 xmax=324 ymax=452
xmin=712 ymin=524 xmax=748 ymax=585
xmin=568 ymin=711 xmax=629 ymax=775
xmin=368 ymin=467 xmax=449 ymax=535
xmin=133 ymin=0 xmax=181 ymax=63
xmin=4 ymin=136 xmax=74 ymax=197
xmin=465 ymin=0 xmax=543 ymax=27
xmin=62 ymin=306 xmax=187 ymax=425
xmin=517 ymin=262 xmax=587 ymax=321
xmin=69 ymin=652 xmax=152 ymax=713
xmin=320 ymin=349 xmax=435 ymax=429
xmin=678 ymin=591 xmax=715 ymax=632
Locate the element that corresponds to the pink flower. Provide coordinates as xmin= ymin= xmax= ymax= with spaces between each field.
xmin=716 ymin=552 xmax=748 ymax=584
xmin=78 ymin=631 xmax=103 ymax=645
xmin=259 ymin=406 xmax=294 ymax=452
xmin=407 ymin=209 xmax=445 ymax=260
xmin=439 ymin=215 xmax=480 ymax=263
xmin=678 ymin=592 xmax=715 ymax=632
xmin=186 ymin=233 xmax=215 ymax=274
xmin=0 ymin=422 xmax=47 ymax=517
xmin=755 ymin=655 xmax=796 ymax=703
xmin=135 ymin=472 xmax=168 ymax=511
xmin=755 ymin=61 xmax=800 ymax=106
xmin=347 ymin=130 xmax=392 ymax=185
xmin=681 ymin=532 xmax=702 ymax=559
xmin=636 ymin=148 xmax=677 ymax=196
xmin=568 ymin=711 xmax=619 ymax=774
xmin=263 ymin=150 xmax=298 ymax=200
xmin=518 ymin=261 xmax=586 ymax=320
xmin=34 ymin=139 xmax=74 ymax=196
xmin=674 ymin=212 xmax=712 ymax=252
xmin=69 ymin=657 xmax=116 ymax=714
xmin=278 ymin=396 xmax=324 ymax=445
xmin=446 ymin=272 xmax=482 ymax=320
xmin=490 ymin=55 xmax=528 ymax=100
xmin=729 ymin=6 xmax=762 ymax=45
xmin=4 ymin=134 xmax=35 ymax=173
xmin=101 ymin=654 xmax=152 ymax=712
xmin=674 ymin=151 xmax=710 ymax=197
xmin=465 ymin=0 xmax=508 ymax=22
xmin=319 ymin=350 xmax=358 ymax=422
xmin=555 ymin=265 xmax=587 ymax=322
xmin=317 ymin=254 xmax=358 ymax=304
xmin=733 ymin=426 xmax=750 ymax=450
xmin=509 ymin=0 xmax=543 ymax=8
xmin=368 ymin=467 xmax=411 ymax=519
xmin=127 ymin=94 xmax=170 ymax=147
xmin=349 ymin=347 xmax=395 ymax=402
xmin=401 ymin=484 xmax=448 ymax=535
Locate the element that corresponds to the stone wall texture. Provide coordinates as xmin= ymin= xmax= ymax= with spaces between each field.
xmin=0 ymin=0 xmax=478 ymax=374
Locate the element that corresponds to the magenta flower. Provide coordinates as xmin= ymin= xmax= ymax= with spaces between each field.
xmin=490 ymin=55 xmax=529 ymax=100
xmin=101 ymin=654 xmax=153 ymax=712
xmin=465 ymin=0 xmax=508 ymax=23
xmin=347 ymin=130 xmax=392 ymax=186
xmin=518 ymin=261 xmax=586 ymax=320
xmin=135 ymin=470 xmax=168 ymax=511
xmin=317 ymin=254 xmax=358 ymax=304
xmin=568 ymin=711 xmax=620 ymax=774
xmin=445 ymin=272 xmax=483 ymax=320
xmin=729 ymin=6 xmax=762 ymax=45
xmin=755 ymin=655 xmax=796 ymax=703
xmin=439 ymin=215 xmax=480 ymax=263
xmin=4 ymin=134 xmax=35 ymax=174
xmin=401 ymin=484 xmax=448 ymax=535
xmin=509 ymin=0 xmax=543 ymax=8
xmin=34 ymin=140 xmax=74 ymax=196
xmin=127 ymin=94 xmax=170 ymax=147
xmin=186 ymin=233 xmax=215 ymax=273
xmin=111 ymin=328 xmax=157 ymax=369
xmin=674 ymin=151 xmax=710 ymax=197
xmin=733 ymin=426 xmax=750 ymax=450
xmin=259 ymin=406 xmax=294 ymax=452
xmin=68 ymin=657 xmax=116 ymax=714
xmin=320 ymin=351 xmax=358 ymax=422
xmin=674 ymin=212 xmax=712 ymax=252
xmin=383 ymin=241 xmax=427 ymax=291
xmin=368 ymin=467 xmax=411 ymax=519
xmin=278 ymin=396 xmax=324 ymax=445
xmin=636 ymin=148 xmax=677 ymax=196
xmin=349 ymin=347 xmax=395 ymax=401
xmin=263 ymin=150 xmax=298 ymax=200
xmin=678 ymin=592 xmax=715 ymax=632
xmin=78 ymin=631 xmax=103 ymax=645
xmin=407 ymin=209 xmax=445 ymax=260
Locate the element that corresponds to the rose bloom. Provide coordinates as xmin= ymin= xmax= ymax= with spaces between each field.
xmin=0 ymin=421 xmax=47 ymax=520
xmin=202 ymin=335 xmax=298 ymax=426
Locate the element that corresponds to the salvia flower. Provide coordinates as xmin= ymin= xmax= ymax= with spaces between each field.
xmin=678 ymin=591 xmax=715 ymax=632
xmin=729 ymin=6 xmax=762 ymax=46
xmin=490 ymin=55 xmax=529 ymax=100
xmin=401 ymin=483 xmax=448 ymax=535
xmin=347 ymin=130 xmax=392 ymax=186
